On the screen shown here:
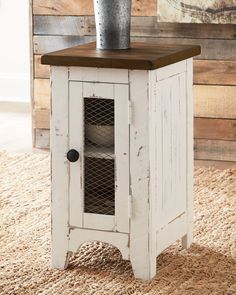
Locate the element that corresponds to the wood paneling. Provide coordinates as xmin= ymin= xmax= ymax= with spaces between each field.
xmin=34 ymin=35 xmax=95 ymax=55
xmin=34 ymin=55 xmax=50 ymax=78
xmin=132 ymin=37 xmax=236 ymax=61
xmin=32 ymin=112 xmax=236 ymax=142
xmin=33 ymin=108 xmax=50 ymax=129
xmin=34 ymin=15 xmax=236 ymax=40
xmin=34 ymin=79 xmax=50 ymax=109
xmin=34 ymin=35 xmax=236 ymax=60
xmin=194 ymin=118 xmax=236 ymax=141
xmin=33 ymin=0 xmax=157 ymax=16
xmin=35 ymin=129 xmax=50 ymax=149
xmin=194 ymin=85 xmax=236 ymax=119
xmin=194 ymin=60 xmax=236 ymax=86
xmin=194 ymin=139 xmax=236 ymax=162
xmin=158 ymin=0 xmax=236 ymax=24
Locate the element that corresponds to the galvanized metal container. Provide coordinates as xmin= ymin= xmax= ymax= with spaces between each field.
xmin=93 ymin=0 xmax=132 ymax=50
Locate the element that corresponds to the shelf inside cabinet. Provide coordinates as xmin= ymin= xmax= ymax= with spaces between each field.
xmin=84 ymin=146 xmax=115 ymax=159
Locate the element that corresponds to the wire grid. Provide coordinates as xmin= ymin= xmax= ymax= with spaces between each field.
xmin=84 ymin=97 xmax=115 ymax=215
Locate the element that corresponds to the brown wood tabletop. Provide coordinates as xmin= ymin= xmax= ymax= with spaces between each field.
xmin=41 ymin=42 xmax=201 ymax=70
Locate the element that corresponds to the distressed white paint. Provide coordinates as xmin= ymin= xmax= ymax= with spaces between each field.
xmin=114 ymin=84 xmax=130 ymax=233
xmin=69 ymin=82 xmax=83 ymax=228
xmin=83 ymin=214 xmax=115 ymax=231
xmin=51 ymin=66 xmax=69 ymax=268
xmin=69 ymin=228 xmax=130 ymax=260
xmin=69 ymin=80 xmax=130 ymax=233
xmin=51 ymin=60 xmax=194 ymax=280
xmin=69 ymin=67 xmax=129 ymax=84
xmin=156 ymin=213 xmax=187 ymax=254
xmin=129 ymin=70 xmax=157 ymax=280
xmin=83 ymin=82 xmax=114 ymax=99
xmin=155 ymin=60 xmax=186 ymax=81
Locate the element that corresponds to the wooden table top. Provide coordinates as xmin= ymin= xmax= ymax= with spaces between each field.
xmin=41 ymin=42 xmax=201 ymax=70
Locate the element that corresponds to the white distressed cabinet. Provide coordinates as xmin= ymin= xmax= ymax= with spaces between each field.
xmin=42 ymin=42 xmax=201 ymax=280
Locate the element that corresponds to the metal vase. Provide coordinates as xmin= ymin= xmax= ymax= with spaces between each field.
xmin=93 ymin=0 xmax=132 ymax=50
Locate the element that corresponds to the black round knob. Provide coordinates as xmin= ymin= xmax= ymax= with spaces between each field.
xmin=67 ymin=149 xmax=80 ymax=162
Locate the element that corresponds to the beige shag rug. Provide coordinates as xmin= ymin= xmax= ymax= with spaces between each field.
xmin=0 ymin=151 xmax=236 ymax=295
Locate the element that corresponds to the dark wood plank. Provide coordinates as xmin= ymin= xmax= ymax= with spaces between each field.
xmin=158 ymin=0 xmax=236 ymax=24
xmin=34 ymin=15 xmax=236 ymax=40
xmin=41 ymin=41 xmax=201 ymax=70
xmin=194 ymin=118 xmax=236 ymax=141
xmin=194 ymin=139 xmax=236 ymax=162
xmin=194 ymin=60 xmax=236 ymax=86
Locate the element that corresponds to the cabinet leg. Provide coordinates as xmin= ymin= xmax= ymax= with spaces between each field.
xmin=181 ymin=233 xmax=193 ymax=249
xmin=52 ymin=250 xmax=72 ymax=269
xmin=130 ymin=254 xmax=156 ymax=280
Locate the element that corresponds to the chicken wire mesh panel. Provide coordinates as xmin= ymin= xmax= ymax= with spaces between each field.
xmin=84 ymin=97 xmax=115 ymax=215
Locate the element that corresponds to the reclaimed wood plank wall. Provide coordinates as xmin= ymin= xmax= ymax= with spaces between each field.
xmin=31 ymin=0 xmax=236 ymax=165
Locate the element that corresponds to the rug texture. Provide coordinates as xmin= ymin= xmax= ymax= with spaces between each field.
xmin=0 ymin=151 xmax=236 ymax=295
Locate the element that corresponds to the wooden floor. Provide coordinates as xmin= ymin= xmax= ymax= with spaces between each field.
xmin=0 ymin=102 xmax=46 ymax=153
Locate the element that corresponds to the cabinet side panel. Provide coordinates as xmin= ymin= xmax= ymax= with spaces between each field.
xmin=153 ymin=68 xmax=187 ymax=229
xmin=51 ymin=66 xmax=70 ymax=268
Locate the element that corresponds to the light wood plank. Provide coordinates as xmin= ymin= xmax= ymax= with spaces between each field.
xmin=195 ymin=118 xmax=236 ymax=141
xmin=33 ymin=0 xmax=157 ymax=16
xmin=34 ymin=128 xmax=50 ymax=149
xmin=33 ymin=108 xmax=50 ymax=129
xmin=194 ymin=60 xmax=236 ymax=86
xmin=158 ymin=0 xmax=236 ymax=24
xmin=33 ymin=0 xmax=94 ymax=16
xmin=194 ymin=85 xmax=236 ymax=119
xmin=34 ymin=55 xmax=50 ymax=78
xmin=34 ymin=79 xmax=50 ymax=109
xmin=194 ymin=139 xmax=236 ymax=162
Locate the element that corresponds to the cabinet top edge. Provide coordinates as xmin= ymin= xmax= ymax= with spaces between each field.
xmin=41 ymin=42 xmax=201 ymax=70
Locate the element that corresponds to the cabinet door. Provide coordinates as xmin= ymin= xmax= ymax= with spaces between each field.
xmin=69 ymin=81 xmax=130 ymax=234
